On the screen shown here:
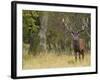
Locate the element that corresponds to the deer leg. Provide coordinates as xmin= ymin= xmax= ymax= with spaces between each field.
xmin=74 ymin=52 xmax=77 ymax=61
xmin=81 ymin=49 xmax=84 ymax=60
xmin=82 ymin=52 xmax=84 ymax=60
xmin=79 ymin=52 xmax=81 ymax=60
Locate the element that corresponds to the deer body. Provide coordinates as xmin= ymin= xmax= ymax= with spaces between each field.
xmin=79 ymin=39 xmax=85 ymax=51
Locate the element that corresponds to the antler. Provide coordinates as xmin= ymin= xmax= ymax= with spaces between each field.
xmin=62 ymin=18 xmax=72 ymax=33
xmin=83 ymin=17 xmax=90 ymax=38
xmin=77 ymin=18 xmax=86 ymax=33
xmin=83 ymin=17 xmax=89 ymax=27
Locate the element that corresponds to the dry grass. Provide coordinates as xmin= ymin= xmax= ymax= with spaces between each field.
xmin=22 ymin=52 xmax=91 ymax=69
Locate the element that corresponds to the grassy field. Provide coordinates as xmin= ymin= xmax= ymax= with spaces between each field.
xmin=22 ymin=52 xmax=91 ymax=69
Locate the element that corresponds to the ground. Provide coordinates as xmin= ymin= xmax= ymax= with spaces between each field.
xmin=22 ymin=52 xmax=91 ymax=69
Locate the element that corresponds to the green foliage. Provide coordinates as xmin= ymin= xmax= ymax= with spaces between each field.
xmin=23 ymin=10 xmax=40 ymax=43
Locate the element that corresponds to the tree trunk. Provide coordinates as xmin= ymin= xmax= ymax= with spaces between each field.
xmin=39 ymin=12 xmax=48 ymax=52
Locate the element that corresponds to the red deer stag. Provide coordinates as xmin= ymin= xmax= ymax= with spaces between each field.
xmin=62 ymin=18 xmax=87 ymax=61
